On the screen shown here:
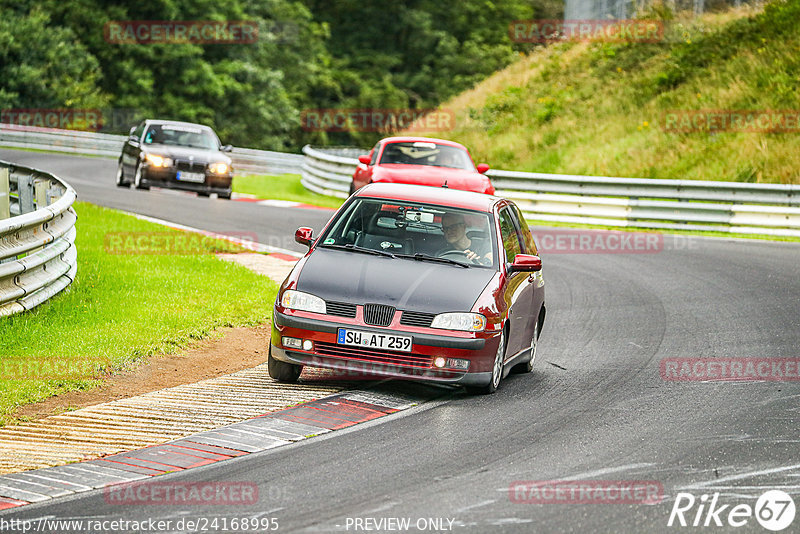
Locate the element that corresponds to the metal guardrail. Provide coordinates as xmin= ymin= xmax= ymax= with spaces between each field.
xmin=0 ymin=124 xmax=304 ymax=176
xmin=301 ymin=145 xmax=800 ymax=237
xmin=0 ymin=161 xmax=78 ymax=316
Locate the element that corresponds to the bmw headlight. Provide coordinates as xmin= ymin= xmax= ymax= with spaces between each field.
xmin=145 ymin=154 xmax=173 ymax=167
xmin=281 ymin=290 xmax=326 ymax=314
xmin=209 ymin=162 xmax=229 ymax=174
xmin=431 ymin=312 xmax=486 ymax=332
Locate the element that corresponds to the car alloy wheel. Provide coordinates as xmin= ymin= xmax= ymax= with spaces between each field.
xmin=467 ymin=330 xmax=505 ymax=395
xmin=133 ymin=164 xmax=149 ymax=190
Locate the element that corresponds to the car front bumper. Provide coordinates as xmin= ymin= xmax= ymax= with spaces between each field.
xmin=142 ymin=166 xmax=232 ymax=193
xmin=271 ymin=310 xmax=498 ymax=387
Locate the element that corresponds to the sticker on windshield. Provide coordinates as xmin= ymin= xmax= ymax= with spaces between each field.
xmin=323 ymin=238 xmax=335 ymax=244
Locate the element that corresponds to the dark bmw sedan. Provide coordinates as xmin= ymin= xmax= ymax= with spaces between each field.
xmin=269 ymin=183 xmax=545 ymax=394
xmin=115 ymin=119 xmax=234 ymax=198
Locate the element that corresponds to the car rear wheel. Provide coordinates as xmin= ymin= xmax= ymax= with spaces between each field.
xmin=133 ymin=164 xmax=149 ymax=190
xmin=466 ymin=330 xmax=505 ymax=395
xmin=268 ymin=346 xmax=303 ymax=383
xmin=115 ymin=162 xmax=128 ymax=187
xmin=512 ymin=320 xmax=538 ymax=374
xmin=197 ymin=191 xmax=210 ymax=197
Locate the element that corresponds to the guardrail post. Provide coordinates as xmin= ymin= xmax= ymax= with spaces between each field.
xmin=0 ymin=168 xmax=9 ymax=220
xmin=17 ymin=174 xmax=35 ymax=214
xmin=35 ymin=179 xmax=49 ymax=208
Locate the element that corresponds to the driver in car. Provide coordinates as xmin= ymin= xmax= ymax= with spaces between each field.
xmin=439 ymin=212 xmax=493 ymax=265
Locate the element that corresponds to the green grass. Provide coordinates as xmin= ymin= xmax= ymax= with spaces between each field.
xmin=411 ymin=1 xmax=800 ymax=184
xmin=0 ymin=201 xmax=279 ymax=425
xmin=233 ymin=173 xmax=345 ymax=209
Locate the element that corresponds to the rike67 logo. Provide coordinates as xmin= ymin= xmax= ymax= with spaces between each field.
xmin=668 ymin=490 xmax=796 ymax=531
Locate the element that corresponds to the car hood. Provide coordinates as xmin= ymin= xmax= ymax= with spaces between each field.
xmin=142 ymin=144 xmax=230 ymax=164
xmin=372 ymin=165 xmax=492 ymax=194
xmin=296 ymin=247 xmax=495 ymax=314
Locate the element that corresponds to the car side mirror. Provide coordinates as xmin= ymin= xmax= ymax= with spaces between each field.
xmin=220 ymin=144 xmax=233 ymax=153
xmin=129 ymin=126 xmax=136 ymax=136
xmin=509 ymin=254 xmax=541 ymax=272
xmin=477 ymin=163 xmax=490 ymax=174
xmin=358 ymin=155 xmax=371 ymax=165
xmin=295 ymin=227 xmax=314 ymax=247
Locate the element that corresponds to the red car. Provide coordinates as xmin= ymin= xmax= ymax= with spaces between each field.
xmin=269 ymin=183 xmax=544 ymax=394
xmin=350 ymin=137 xmax=494 ymax=195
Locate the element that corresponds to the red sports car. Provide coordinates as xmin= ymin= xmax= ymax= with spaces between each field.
xmin=269 ymin=183 xmax=544 ymax=394
xmin=350 ymin=137 xmax=494 ymax=195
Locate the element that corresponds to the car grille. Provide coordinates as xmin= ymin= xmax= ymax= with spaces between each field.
xmin=326 ymin=301 xmax=357 ymax=318
xmin=314 ymin=342 xmax=431 ymax=369
xmin=363 ymin=304 xmax=395 ymax=326
xmin=399 ymin=311 xmax=436 ymax=328
xmin=175 ymin=160 xmax=206 ymax=173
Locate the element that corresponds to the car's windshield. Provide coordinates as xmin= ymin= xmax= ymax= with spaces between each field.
xmin=378 ymin=142 xmax=474 ymax=170
xmin=142 ymin=124 xmax=219 ymax=150
xmin=317 ymin=198 xmax=497 ymax=268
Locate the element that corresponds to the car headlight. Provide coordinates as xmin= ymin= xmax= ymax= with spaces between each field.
xmin=145 ymin=154 xmax=172 ymax=167
xmin=431 ymin=312 xmax=486 ymax=332
xmin=209 ymin=162 xmax=229 ymax=174
xmin=281 ymin=290 xmax=326 ymax=314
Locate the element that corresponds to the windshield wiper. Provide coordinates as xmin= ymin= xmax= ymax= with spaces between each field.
xmin=396 ymin=253 xmax=470 ymax=268
xmin=320 ymin=243 xmax=395 ymax=258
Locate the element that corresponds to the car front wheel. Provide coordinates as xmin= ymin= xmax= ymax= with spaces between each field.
xmin=467 ymin=330 xmax=505 ymax=395
xmin=268 ymin=346 xmax=303 ymax=383
xmin=133 ymin=164 xmax=149 ymax=190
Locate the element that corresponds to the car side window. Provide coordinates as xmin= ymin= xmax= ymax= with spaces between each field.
xmin=510 ymin=204 xmax=537 ymax=255
xmin=369 ymin=143 xmax=380 ymax=165
xmin=498 ymin=207 xmax=522 ymax=263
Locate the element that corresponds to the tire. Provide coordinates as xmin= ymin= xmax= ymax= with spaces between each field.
xmin=268 ymin=346 xmax=302 ymax=383
xmin=349 ymin=182 xmax=356 ymax=195
xmin=133 ymin=164 xmax=149 ymax=190
xmin=512 ymin=319 xmax=539 ymax=374
xmin=197 ymin=192 xmax=210 ymax=197
xmin=466 ymin=330 xmax=506 ymax=395
xmin=115 ymin=161 xmax=128 ymax=187
xmin=219 ymin=190 xmax=232 ymax=200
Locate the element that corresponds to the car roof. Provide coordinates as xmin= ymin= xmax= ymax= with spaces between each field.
xmin=145 ymin=119 xmax=214 ymax=131
xmin=378 ymin=136 xmax=468 ymax=150
xmin=355 ymin=183 xmax=500 ymax=212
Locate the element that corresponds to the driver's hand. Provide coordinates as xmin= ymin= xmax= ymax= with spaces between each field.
xmin=464 ymin=249 xmax=479 ymax=261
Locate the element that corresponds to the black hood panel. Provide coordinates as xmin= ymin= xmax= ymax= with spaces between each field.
xmin=297 ymin=248 xmax=494 ymax=313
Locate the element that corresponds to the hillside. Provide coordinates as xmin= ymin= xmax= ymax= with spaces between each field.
xmin=414 ymin=1 xmax=800 ymax=184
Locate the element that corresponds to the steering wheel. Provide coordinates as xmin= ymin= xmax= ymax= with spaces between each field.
xmin=438 ymin=249 xmax=483 ymax=264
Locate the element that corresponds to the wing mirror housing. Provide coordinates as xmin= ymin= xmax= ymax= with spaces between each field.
xmin=220 ymin=144 xmax=233 ymax=153
xmin=477 ymin=163 xmax=490 ymax=174
xmin=295 ymin=227 xmax=314 ymax=247
xmin=358 ymin=155 xmax=371 ymax=165
xmin=509 ymin=254 xmax=542 ymax=272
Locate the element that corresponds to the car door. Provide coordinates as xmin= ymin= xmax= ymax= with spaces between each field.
xmin=122 ymin=122 xmax=145 ymax=175
xmin=510 ymin=203 xmax=543 ymax=341
xmin=497 ymin=204 xmax=535 ymax=358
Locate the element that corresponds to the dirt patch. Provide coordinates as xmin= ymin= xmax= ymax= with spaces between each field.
xmin=12 ymin=326 xmax=272 ymax=423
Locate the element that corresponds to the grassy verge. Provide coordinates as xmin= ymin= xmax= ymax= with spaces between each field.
xmin=412 ymin=2 xmax=800 ymax=184
xmin=233 ymin=173 xmax=344 ymax=209
xmin=0 ymin=201 xmax=279 ymax=425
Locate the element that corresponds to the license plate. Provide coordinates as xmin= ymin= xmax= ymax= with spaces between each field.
xmin=177 ymin=171 xmax=205 ymax=183
xmin=336 ymin=328 xmax=412 ymax=352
